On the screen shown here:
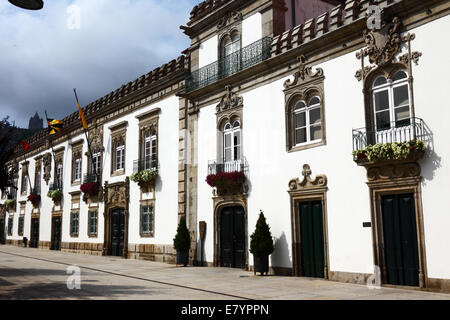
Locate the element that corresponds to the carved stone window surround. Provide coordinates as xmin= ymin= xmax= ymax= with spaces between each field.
xmin=288 ymin=164 xmax=329 ymax=278
xmin=71 ymin=141 xmax=83 ymax=185
xmin=284 ymin=55 xmax=326 ymax=153
xmin=137 ymin=109 xmax=160 ymax=174
xmin=139 ymin=199 xmax=155 ymax=238
xmin=110 ymin=122 xmax=127 ymax=176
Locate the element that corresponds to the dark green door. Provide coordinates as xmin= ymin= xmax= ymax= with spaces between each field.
xmin=111 ymin=209 xmax=125 ymax=257
xmin=220 ymin=206 xmax=245 ymax=268
xmin=0 ymin=218 xmax=5 ymax=244
xmin=381 ymin=194 xmax=419 ymax=286
xmin=299 ymin=201 xmax=325 ymax=278
xmin=51 ymin=217 xmax=62 ymax=251
xmin=30 ymin=218 xmax=39 ymax=248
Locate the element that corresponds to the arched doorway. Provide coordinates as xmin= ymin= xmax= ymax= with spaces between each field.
xmin=219 ymin=205 xmax=246 ymax=268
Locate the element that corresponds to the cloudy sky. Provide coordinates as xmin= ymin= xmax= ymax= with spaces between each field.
xmin=0 ymin=0 xmax=199 ymax=128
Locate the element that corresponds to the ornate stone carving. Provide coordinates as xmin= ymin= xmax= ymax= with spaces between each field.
xmin=104 ymin=178 xmax=129 ymax=208
xmin=284 ymin=55 xmax=324 ymax=89
xmin=367 ymin=163 xmax=421 ymax=182
xmin=289 ymin=164 xmax=327 ymax=191
xmin=217 ymin=10 xmax=242 ymax=30
xmin=216 ymin=85 xmax=243 ymax=114
xmin=88 ymin=125 xmax=104 ymax=153
xmin=355 ymin=16 xmax=422 ymax=82
xmin=43 ymin=153 xmax=52 ymax=185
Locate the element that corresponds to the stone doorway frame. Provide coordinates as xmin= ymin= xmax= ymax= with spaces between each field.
xmin=212 ymin=195 xmax=248 ymax=269
xmin=288 ymin=164 xmax=329 ymax=279
xmin=103 ymin=178 xmax=130 ymax=258
xmin=366 ymin=161 xmax=427 ymax=289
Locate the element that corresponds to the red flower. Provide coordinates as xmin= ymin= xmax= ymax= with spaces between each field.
xmin=27 ymin=194 xmax=41 ymax=205
xmin=206 ymin=171 xmax=245 ymax=188
xmin=80 ymin=182 xmax=99 ymax=196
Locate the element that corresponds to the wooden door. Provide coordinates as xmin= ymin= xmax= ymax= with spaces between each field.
xmin=381 ymin=194 xmax=419 ymax=286
xmin=30 ymin=218 xmax=39 ymax=248
xmin=220 ymin=206 xmax=245 ymax=268
xmin=111 ymin=209 xmax=125 ymax=257
xmin=299 ymin=200 xmax=325 ymax=278
xmin=51 ymin=216 xmax=62 ymax=251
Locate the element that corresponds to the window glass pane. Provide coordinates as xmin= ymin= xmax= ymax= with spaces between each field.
xmin=309 ymin=96 xmax=320 ymax=106
xmin=373 ymin=76 xmax=387 ymax=87
xmin=224 ymin=133 xmax=231 ymax=148
xmin=233 ymin=131 xmax=240 ymax=146
xmin=224 ymin=123 xmax=231 ymax=130
xmin=234 ymin=145 xmax=240 ymax=161
xmin=310 ymin=125 xmax=322 ymax=141
xmin=224 ymin=148 xmax=232 ymax=162
xmin=376 ymin=111 xmax=391 ymax=130
xmin=374 ymin=90 xmax=389 ymax=111
xmin=395 ymin=105 xmax=410 ymax=122
xmin=392 ymin=70 xmax=407 ymax=82
xmin=295 ymin=128 xmax=307 ymax=144
xmin=309 ymin=108 xmax=321 ymax=125
xmin=294 ymin=112 xmax=306 ymax=129
xmin=233 ymin=121 xmax=240 ymax=128
xmin=294 ymin=101 xmax=305 ymax=110
xmin=393 ymin=85 xmax=409 ymax=107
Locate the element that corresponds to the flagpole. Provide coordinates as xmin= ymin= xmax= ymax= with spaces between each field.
xmin=73 ymin=88 xmax=96 ymax=182
xmin=18 ymin=133 xmax=33 ymax=193
xmin=44 ymin=110 xmax=58 ymax=187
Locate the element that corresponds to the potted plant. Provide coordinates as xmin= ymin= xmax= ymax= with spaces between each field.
xmin=353 ymin=140 xmax=426 ymax=163
xmin=47 ymin=189 xmax=62 ymax=204
xmin=80 ymin=181 xmax=100 ymax=202
xmin=5 ymin=199 xmax=16 ymax=211
xmin=249 ymin=211 xmax=274 ymax=276
xmin=206 ymin=171 xmax=245 ymax=194
xmin=173 ymin=216 xmax=190 ymax=266
xmin=27 ymin=193 xmax=41 ymax=208
xmin=130 ymin=169 xmax=158 ymax=191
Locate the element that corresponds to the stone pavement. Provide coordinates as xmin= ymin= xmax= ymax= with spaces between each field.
xmin=0 ymin=245 xmax=449 ymax=300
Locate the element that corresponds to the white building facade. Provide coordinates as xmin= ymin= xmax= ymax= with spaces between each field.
xmin=1 ymin=0 xmax=449 ymax=293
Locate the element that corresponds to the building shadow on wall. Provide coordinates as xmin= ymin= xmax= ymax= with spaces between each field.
xmin=420 ymin=123 xmax=441 ymax=186
xmin=270 ymin=232 xmax=292 ymax=276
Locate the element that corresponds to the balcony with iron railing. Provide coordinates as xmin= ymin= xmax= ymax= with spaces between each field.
xmin=83 ymin=172 xmax=101 ymax=184
xmin=49 ymin=181 xmax=63 ymax=192
xmin=208 ymin=157 xmax=249 ymax=175
xmin=352 ymin=117 xmax=426 ymax=163
xmin=133 ymin=157 xmax=158 ymax=173
xmin=185 ymin=37 xmax=272 ymax=93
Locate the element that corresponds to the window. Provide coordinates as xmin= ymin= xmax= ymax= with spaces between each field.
xmin=70 ymin=211 xmax=79 ymax=236
xmin=7 ymin=217 xmax=13 ymax=236
xmin=92 ymin=152 xmax=101 ymax=175
xmin=221 ymin=32 xmax=241 ymax=77
xmin=140 ymin=205 xmax=154 ymax=236
xmin=56 ymin=163 xmax=63 ymax=188
xmin=293 ymin=96 xmax=323 ymax=145
xmin=21 ymin=164 xmax=28 ymax=195
xmin=115 ymin=144 xmax=125 ymax=171
xmin=144 ymin=131 xmax=157 ymax=170
xmin=71 ymin=144 xmax=83 ymax=184
xmin=223 ymin=121 xmax=241 ymax=163
xmin=34 ymin=160 xmax=41 ymax=195
xmin=18 ymin=216 xmax=24 ymax=235
xmin=372 ymin=70 xmax=410 ymax=130
xmin=88 ymin=211 xmax=98 ymax=236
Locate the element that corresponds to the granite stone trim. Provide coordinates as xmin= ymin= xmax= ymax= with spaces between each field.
xmin=127 ymin=243 xmax=176 ymax=264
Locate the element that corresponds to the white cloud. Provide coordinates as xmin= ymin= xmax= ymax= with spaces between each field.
xmin=0 ymin=0 xmax=198 ymax=127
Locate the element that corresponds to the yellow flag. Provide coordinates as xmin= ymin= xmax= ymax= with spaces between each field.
xmin=77 ymin=100 xmax=88 ymax=130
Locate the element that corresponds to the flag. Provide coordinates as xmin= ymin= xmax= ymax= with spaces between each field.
xmin=20 ymin=140 xmax=30 ymax=151
xmin=47 ymin=119 xmax=64 ymax=135
xmin=74 ymin=88 xmax=88 ymax=130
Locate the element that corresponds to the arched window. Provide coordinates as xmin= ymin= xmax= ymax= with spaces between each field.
xmin=293 ymin=95 xmax=323 ymax=145
xmin=372 ymin=70 xmax=410 ymax=131
xmin=223 ymin=33 xmax=240 ymax=57
xmin=223 ymin=120 xmax=241 ymax=163
xmin=221 ymin=32 xmax=241 ymax=77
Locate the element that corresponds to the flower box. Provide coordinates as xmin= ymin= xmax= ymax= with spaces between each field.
xmin=80 ymin=182 xmax=100 ymax=197
xmin=5 ymin=199 xmax=16 ymax=211
xmin=47 ymin=189 xmax=62 ymax=204
xmin=353 ymin=140 xmax=426 ymax=164
xmin=27 ymin=194 xmax=41 ymax=207
xmin=206 ymin=171 xmax=246 ymax=195
xmin=130 ymin=169 xmax=158 ymax=191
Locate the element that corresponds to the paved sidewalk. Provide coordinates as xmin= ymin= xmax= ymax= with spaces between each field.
xmin=0 ymin=245 xmax=448 ymax=300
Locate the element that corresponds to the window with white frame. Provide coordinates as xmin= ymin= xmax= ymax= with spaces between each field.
xmin=20 ymin=164 xmax=28 ymax=195
xmin=34 ymin=159 xmax=41 ymax=194
xmin=372 ymin=70 xmax=410 ymax=131
xmin=70 ymin=211 xmax=79 ymax=236
xmin=92 ymin=152 xmax=101 ymax=175
xmin=56 ymin=163 xmax=63 ymax=188
xmin=144 ymin=131 xmax=157 ymax=170
xmin=223 ymin=121 xmax=241 ymax=163
xmin=74 ymin=158 xmax=82 ymax=181
xmin=7 ymin=217 xmax=13 ymax=236
xmin=115 ymin=144 xmax=125 ymax=171
xmin=293 ymin=96 xmax=322 ymax=145
xmin=18 ymin=216 xmax=24 ymax=235
xmin=140 ymin=204 xmax=154 ymax=236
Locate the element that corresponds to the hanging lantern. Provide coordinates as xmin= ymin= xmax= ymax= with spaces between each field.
xmin=8 ymin=0 xmax=44 ymax=10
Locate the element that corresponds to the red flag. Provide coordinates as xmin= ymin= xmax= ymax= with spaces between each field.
xmin=20 ymin=140 xmax=30 ymax=151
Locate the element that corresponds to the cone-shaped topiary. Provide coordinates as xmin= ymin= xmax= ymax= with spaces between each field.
xmin=173 ymin=216 xmax=191 ymax=252
xmin=250 ymin=211 xmax=274 ymax=256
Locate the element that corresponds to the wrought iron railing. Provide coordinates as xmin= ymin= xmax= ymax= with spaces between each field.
xmin=208 ymin=157 xmax=249 ymax=175
xmin=83 ymin=173 xmax=101 ymax=184
xmin=49 ymin=181 xmax=63 ymax=192
xmin=352 ymin=117 xmax=426 ymax=151
xmin=133 ymin=157 xmax=158 ymax=173
xmin=185 ymin=37 xmax=272 ymax=92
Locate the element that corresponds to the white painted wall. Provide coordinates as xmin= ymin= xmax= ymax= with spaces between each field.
xmin=199 ymin=35 xmax=218 ymax=69
xmin=242 ymin=12 xmax=262 ymax=47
